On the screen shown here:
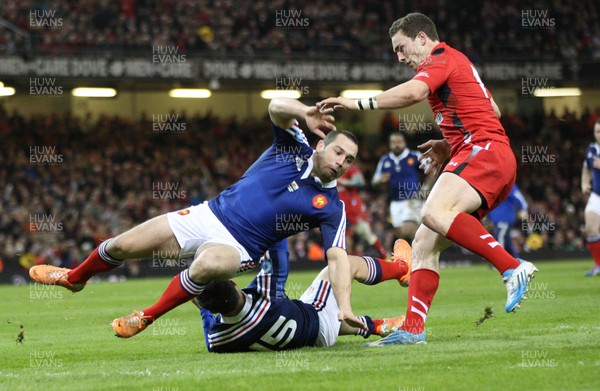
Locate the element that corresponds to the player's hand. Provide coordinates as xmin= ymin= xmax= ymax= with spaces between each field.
xmin=305 ymin=105 xmax=336 ymax=139
xmin=417 ymin=139 xmax=451 ymax=175
xmin=317 ymin=97 xmax=357 ymax=112
xmin=338 ymin=309 xmax=368 ymax=331
xmin=380 ymin=172 xmax=391 ymax=183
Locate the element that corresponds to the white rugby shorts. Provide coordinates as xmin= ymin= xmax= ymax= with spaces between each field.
xmin=299 ymin=278 xmax=340 ymax=347
xmin=167 ymin=202 xmax=251 ymax=265
xmin=585 ymin=192 xmax=600 ymax=216
xmin=390 ymin=199 xmax=422 ymax=227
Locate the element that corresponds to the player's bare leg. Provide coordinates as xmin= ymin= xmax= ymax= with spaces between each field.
xmin=423 ymin=172 xmax=537 ymax=312
xmin=29 ymin=215 xmax=180 ymax=291
xmin=584 ymin=210 xmax=600 ymax=276
xmin=112 ymin=242 xmax=242 ymax=338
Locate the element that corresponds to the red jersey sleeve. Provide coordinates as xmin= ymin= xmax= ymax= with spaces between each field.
xmin=412 ymin=50 xmax=452 ymax=95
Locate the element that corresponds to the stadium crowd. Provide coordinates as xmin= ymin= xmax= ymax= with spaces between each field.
xmin=0 ymin=102 xmax=594 ymax=279
xmin=1 ymin=0 xmax=600 ymax=60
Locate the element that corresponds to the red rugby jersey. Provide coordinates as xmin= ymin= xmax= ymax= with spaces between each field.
xmin=412 ymin=42 xmax=509 ymax=155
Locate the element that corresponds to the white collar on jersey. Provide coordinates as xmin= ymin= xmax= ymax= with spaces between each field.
xmin=220 ymin=292 xmax=252 ymax=324
xmin=389 ymin=148 xmax=410 ymax=161
xmin=304 ymin=153 xmax=337 ymax=188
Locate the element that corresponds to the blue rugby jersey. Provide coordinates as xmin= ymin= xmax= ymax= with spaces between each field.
xmin=488 ymin=184 xmax=528 ymax=225
xmin=373 ymin=149 xmax=422 ymax=201
xmin=585 ymin=143 xmax=600 ymax=195
xmin=208 ymin=122 xmax=346 ymax=259
xmin=204 ymin=270 xmax=320 ymax=353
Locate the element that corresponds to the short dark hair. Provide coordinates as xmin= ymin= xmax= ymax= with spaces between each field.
xmin=195 ymin=280 xmax=240 ymax=315
xmin=389 ymin=12 xmax=439 ymax=41
xmin=324 ymin=130 xmax=358 ymax=148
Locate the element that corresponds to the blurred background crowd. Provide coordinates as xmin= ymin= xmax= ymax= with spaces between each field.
xmin=1 ymin=0 xmax=599 ymax=60
xmin=0 ymin=103 xmax=594 ymax=278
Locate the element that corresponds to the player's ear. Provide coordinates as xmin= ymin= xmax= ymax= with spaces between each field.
xmin=316 ymin=139 xmax=325 ymax=151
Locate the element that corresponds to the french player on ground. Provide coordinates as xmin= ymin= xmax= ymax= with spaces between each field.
xmin=195 ymin=240 xmax=412 ymax=352
xmin=30 ymin=98 xmax=367 ymax=337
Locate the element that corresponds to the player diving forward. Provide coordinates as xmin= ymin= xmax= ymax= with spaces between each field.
xmin=195 ymin=240 xmax=412 ymax=352
xmin=29 ymin=98 xmax=367 ymax=336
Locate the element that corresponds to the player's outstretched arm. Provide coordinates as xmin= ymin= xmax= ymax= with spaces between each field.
xmin=326 ymin=247 xmax=367 ymax=330
xmin=268 ymin=98 xmax=336 ymax=139
xmin=317 ymin=80 xmax=429 ymax=112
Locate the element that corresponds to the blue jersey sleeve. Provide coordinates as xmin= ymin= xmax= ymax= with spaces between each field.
xmin=319 ymin=201 xmax=347 ymax=251
xmin=272 ymin=121 xmax=310 ymax=147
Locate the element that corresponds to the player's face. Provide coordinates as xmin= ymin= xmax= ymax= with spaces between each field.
xmin=391 ymin=31 xmax=426 ymax=71
xmin=315 ymin=135 xmax=358 ymax=183
xmin=389 ymin=134 xmax=406 ymax=155
xmin=594 ymin=124 xmax=600 ymax=144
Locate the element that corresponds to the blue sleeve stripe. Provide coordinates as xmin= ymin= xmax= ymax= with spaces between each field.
xmin=209 ymin=297 xmax=271 ymax=347
xmin=331 ymin=204 xmax=347 ymax=249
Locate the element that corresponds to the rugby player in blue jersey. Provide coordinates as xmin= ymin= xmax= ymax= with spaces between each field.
xmin=582 ymin=120 xmax=600 ymax=276
xmin=195 ymin=241 xmax=411 ymax=352
xmin=30 ymin=98 xmax=367 ymax=337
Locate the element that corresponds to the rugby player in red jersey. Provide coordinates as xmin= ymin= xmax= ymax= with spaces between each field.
xmin=319 ymin=12 xmax=538 ymax=345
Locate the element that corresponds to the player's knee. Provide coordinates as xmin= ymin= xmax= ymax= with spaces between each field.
xmin=189 ymin=246 xmax=239 ymax=283
xmin=420 ymin=207 xmax=439 ymax=231
xmin=106 ymin=236 xmax=135 ymax=259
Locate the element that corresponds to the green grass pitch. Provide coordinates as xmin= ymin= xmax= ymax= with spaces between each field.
xmin=1 ymin=259 xmax=599 ymax=390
